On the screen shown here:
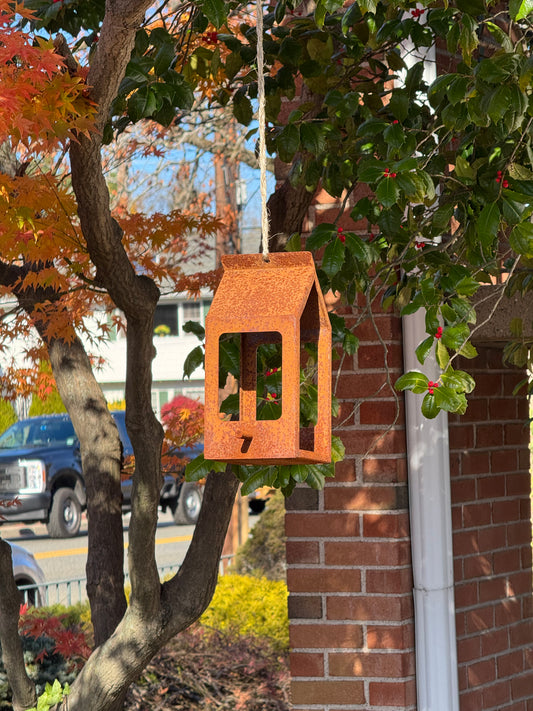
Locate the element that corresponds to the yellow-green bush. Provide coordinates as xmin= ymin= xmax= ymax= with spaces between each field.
xmin=200 ymin=574 xmax=289 ymax=651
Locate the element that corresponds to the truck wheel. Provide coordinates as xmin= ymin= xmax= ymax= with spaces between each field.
xmin=172 ymin=482 xmax=202 ymax=525
xmin=47 ymin=487 xmax=82 ymax=538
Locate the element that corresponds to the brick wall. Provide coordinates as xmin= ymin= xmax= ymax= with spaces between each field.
xmin=449 ymin=346 xmax=533 ymax=711
xmin=286 ymin=304 xmax=417 ymax=710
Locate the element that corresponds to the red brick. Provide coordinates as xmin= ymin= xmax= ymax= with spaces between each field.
xmin=467 ymin=658 xmax=496 ymax=687
xmin=461 ymin=451 xmax=490 ymax=476
xmin=324 ymin=485 xmax=407 ymax=512
xmin=290 ymin=680 xmax=365 ymax=705
xmin=352 ymin=316 xmax=401 ymax=341
xmin=288 ymin=595 xmax=323 ymax=619
xmin=290 ymin=623 xmax=363 ymax=650
xmin=365 ymin=568 xmax=413 ymax=594
xmin=473 ymin=372 xmax=502 ymax=397
xmin=340 ymin=428 xmax=407 ymax=456
xmin=460 ymin=688 xmax=484 ymax=711
xmin=456 ymin=398 xmax=490 ymax=423
xmin=464 ymin=554 xmax=493 ymax=579
xmin=449 ymin=423 xmax=475 ymax=449
xmin=328 ymin=651 xmax=413 ymax=677
xmin=363 ymin=512 xmax=410 ymax=538
xmin=362 ymin=457 xmax=407 ymax=483
xmin=481 ymin=679 xmax=511 ymax=709
xmin=507 ymin=521 xmax=531 ymax=546
xmin=285 ymin=512 xmax=359 ymax=538
xmin=290 ymin=652 xmax=324 ymax=677
xmin=453 ymin=529 xmax=479 ymax=557
xmin=506 ymin=473 xmax=531 ymax=496
xmin=359 ymin=399 xmax=403 ymax=425
xmin=454 ymin=582 xmax=479 ymax=608
xmin=497 ymin=650 xmax=524 ymax=677
xmin=325 ymin=540 xmax=411 ymax=567
xmin=504 ymin=422 xmax=529 ymax=445
xmin=368 ymin=680 xmax=416 ymax=706
xmin=480 ymin=627 xmax=509 ymax=656
xmin=478 ymin=475 xmax=506 ymax=499
xmin=463 ymin=502 xmax=491 ymax=527
xmin=451 ymin=478 xmax=476 ymax=503
xmin=327 ymin=595 xmax=412 ymax=622
xmin=491 ymin=449 xmax=518 ymax=473
xmin=493 ymin=548 xmax=521 ymax=575
xmin=479 ymin=577 xmax=509 ymax=603
xmin=367 ymin=624 xmax=415 ymax=650
xmin=334 ymin=458 xmax=356 ymax=482
xmin=492 ymin=499 xmax=521 ymax=524
xmin=466 ymin=605 xmax=494 ymax=633
xmin=287 ymin=568 xmax=361 ymax=593
xmin=509 ymin=620 xmax=533 ymax=647
xmin=457 ymin=636 xmax=481 ymax=663
xmin=478 ymin=524 xmax=507 ymax=551
xmin=337 ymin=372 xmax=398 ymax=399
xmin=489 ymin=398 xmax=517 ymax=420
xmin=477 ymin=423 xmax=503 ymax=447
xmin=511 ymin=672 xmax=533 ymax=701
xmin=358 ymin=344 xmax=403 ymax=369
xmin=496 ymin=598 xmax=526 ymax=626
xmin=286 ymin=541 xmax=320 ymax=564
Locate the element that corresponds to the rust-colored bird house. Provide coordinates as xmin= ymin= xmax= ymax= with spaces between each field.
xmin=204 ymin=252 xmax=331 ymax=465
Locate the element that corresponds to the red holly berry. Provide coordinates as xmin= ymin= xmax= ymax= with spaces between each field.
xmin=435 ymin=326 xmax=443 ymax=339
xmin=427 ymin=381 xmax=439 ymax=395
xmin=411 ymin=8 xmax=425 ymax=18
xmin=415 ymin=241 xmax=424 ymax=249
xmin=502 ymin=179 xmax=509 ymax=188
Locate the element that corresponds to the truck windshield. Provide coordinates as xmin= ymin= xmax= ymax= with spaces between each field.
xmin=0 ymin=419 xmax=77 ymax=449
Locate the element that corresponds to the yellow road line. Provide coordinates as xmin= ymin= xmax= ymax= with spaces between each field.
xmin=34 ymin=534 xmax=193 ymax=560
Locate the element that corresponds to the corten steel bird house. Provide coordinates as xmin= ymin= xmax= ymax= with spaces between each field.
xmin=204 ymin=252 xmax=332 ymax=465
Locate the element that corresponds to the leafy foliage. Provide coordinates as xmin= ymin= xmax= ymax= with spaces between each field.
xmin=200 ymin=574 xmax=289 ymax=651
xmin=231 ymin=491 xmax=286 ymax=581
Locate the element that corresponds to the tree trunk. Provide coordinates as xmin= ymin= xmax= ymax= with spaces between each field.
xmin=47 ymin=337 xmax=127 ymax=646
xmin=0 ymin=541 xmax=37 ymax=711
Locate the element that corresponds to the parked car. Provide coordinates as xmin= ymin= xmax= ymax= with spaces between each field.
xmin=0 ymin=411 xmax=203 ymax=538
xmin=10 ymin=541 xmax=46 ymax=606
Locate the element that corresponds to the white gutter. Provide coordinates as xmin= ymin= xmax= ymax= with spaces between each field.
xmin=402 ymin=312 xmax=460 ymax=711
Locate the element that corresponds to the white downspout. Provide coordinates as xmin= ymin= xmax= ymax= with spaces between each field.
xmin=402 ymin=312 xmax=460 ymax=711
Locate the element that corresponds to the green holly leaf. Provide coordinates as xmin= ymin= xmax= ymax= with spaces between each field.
xmin=416 ymin=336 xmax=434 ymax=365
xmin=509 ymin=222 xmax=533 ymax=257
xmin=183 ymin=345 xmax=204 ymax=378
xmin=395 ymin=371 xmax=429 ymax=394
xmin=376 ymin=177 xmax=400 ymax=208
xmin=421 ymin=392 xmax=440 ymax=419
xmin=322 ymin=238 xmax=345 ymax=278
xmin=185 ymin=454 xmax=227 ymax=482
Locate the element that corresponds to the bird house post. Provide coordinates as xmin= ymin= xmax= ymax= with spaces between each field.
xmin=204 ymin=252 xmax=332 ymax=465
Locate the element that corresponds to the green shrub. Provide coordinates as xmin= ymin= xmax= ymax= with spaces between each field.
xmin=0 ymin=400 xmax=17 ymax=435
xmin=200 ymin=574 xmax=289 ymax=651
xmin=231 ymin=490 xmax=286 ymax=581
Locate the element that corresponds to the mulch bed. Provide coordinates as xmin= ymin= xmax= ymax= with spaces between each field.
xmin=124 ymin=626 xmax=290 ymax=710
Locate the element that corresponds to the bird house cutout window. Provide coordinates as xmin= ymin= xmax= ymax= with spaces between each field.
xmin=204 ymin=252 xmax=331 ymax=465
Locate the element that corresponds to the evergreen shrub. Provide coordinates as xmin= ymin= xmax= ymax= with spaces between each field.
xmin=231 ymin=490 xmax=286 ymax=581
xmin=200 ymin=574 xmax=289 ymax=651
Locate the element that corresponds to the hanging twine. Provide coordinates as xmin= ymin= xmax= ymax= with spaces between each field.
xmin=256 ymin=0 xmax=270 ymax=261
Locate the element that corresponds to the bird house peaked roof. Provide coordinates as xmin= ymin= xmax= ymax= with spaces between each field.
xmin=204 ymin=251 xmax=331 ymax=465
xmin=208 ymin=252 xmax=326 ymax=331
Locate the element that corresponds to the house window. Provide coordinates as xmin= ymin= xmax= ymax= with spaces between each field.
xmin=154 ymin=304 xmax=178 ymax=336
xmin=180 ymin=299 xmax=212 ymax=335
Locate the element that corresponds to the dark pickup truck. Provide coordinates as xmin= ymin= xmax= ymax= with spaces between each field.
xmin=0 ymin=411 xmax=203 ymax=538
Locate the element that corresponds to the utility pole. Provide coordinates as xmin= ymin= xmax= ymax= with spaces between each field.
xmin=214 ymin=130 xmax=242 ymax=267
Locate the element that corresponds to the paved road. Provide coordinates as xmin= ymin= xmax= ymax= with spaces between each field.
xmin=2 ymin=511 xmax=195 ymax=596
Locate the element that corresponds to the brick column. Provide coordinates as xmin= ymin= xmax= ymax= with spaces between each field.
xmin=449 ymin=347 xmax=533 ymax=711
xmin=286 ymin=309 xmax=416 ymax=710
